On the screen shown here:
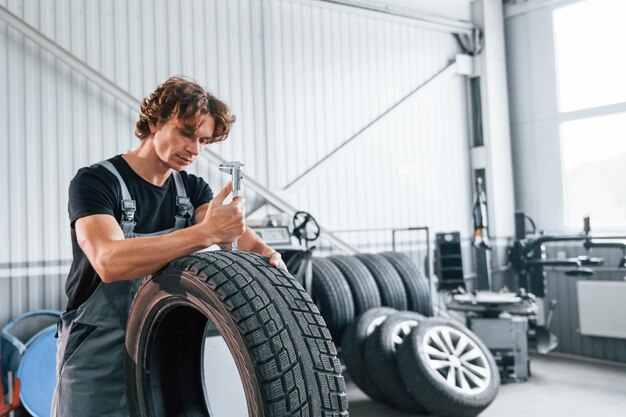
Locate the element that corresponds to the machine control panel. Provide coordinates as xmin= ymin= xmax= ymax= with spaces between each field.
xmin=251 ymin=226 xmax=292 ymax=246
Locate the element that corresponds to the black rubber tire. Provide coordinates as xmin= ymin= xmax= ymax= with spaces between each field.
xmin=340 ymin=307 xmax=397 ymax=403
xmin=311 ymin=257 xmax=355 ymax=342
xmin=328 ymin=256 xmax=381 ymax=315
xmin=397 ymin=318 xmax=500 ymax=417
xmin=363 ymin=311 xmax=429 ymax=413
xmin=126 ymin=251 xmax=349 ymax=417
xmin=380 ymin=252 xmax=432 ymax=316
xmin=354 ymin=254 xmax=408 ymax=311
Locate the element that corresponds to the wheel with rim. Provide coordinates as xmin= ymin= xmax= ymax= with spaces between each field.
xmin=311 ymin=257 xmax=355 ymax=342
xmin=125 ymin=251 xmax=348 ymax=417
xmin=397 ymin=317 xmax=499 ymax=417
xmin=341 ymin=307 xmax=397 ymax=402
xmin=363 ymin=311 xmax=429 ymax=413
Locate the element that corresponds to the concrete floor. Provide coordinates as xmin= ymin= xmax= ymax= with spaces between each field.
xmin=346 ymin=353 xmax=626 ymax=417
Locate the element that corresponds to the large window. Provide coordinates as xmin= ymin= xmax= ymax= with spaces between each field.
xmin=554 ymin=0 xmax=626 ymax=228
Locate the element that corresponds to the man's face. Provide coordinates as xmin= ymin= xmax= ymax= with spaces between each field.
xmin=151 ymin=115 xmax=217 ymax=171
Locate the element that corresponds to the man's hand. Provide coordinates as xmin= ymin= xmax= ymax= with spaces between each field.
xmin=261 ymin=247 xmax=287 ymax=271
xmin=202 ymin=182 xmax=287 ymax=271
xmin=200 ymin=181 xmax=246 ymax=244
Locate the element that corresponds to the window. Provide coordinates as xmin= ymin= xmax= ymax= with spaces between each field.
xmin=560 ymin=113 xmax=626 ymax=228
xmin=553 ymin=0 xmax=626 ymax=228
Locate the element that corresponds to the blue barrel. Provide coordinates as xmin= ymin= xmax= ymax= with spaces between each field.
xmin=17 ymin=324 xmax=58 ymax=417
xmin=1 ymin=310 xmax=61 ymax=390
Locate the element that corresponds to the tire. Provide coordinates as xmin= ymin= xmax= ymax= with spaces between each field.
xmin=311 ymin=257 xmax=355 ymax=342
xmin=363 ymin=311 xmax=429 ymax=413
xmin=328 ymin=256 xmax=381 ymax=315
xmin=340 ymin=307 xmax=397 ymax=403
xmin=380 ymin=252 xmax=432 ymax=316
xmin=354 ymin=254 xmax=408 ymax=311
xmin=397 ymin=318 xmax=500 ymax=417
xmin=125 ymin=251 xmax=349 ymax=417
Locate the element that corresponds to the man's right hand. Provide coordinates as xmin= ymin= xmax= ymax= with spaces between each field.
xmin=200 ymin=181 xmax=246 ymax=244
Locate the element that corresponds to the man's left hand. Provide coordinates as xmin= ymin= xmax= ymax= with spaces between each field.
xmin=262 ymin=249 xmax=287 ymax=271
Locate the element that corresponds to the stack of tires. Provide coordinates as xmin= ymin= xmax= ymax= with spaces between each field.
xmin=342 ymin=308 xmax=500 ymax=417
xmin=311 ymin=252 xmax=432 ymax=341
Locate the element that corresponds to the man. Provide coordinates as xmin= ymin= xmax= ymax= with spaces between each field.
xmin=52 ymin=76 xmax=284 ymax=416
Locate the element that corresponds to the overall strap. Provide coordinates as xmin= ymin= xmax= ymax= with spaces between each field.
xmin=171 ymin=171 xmax=195 ymax=229
xmin=98 ymin=160 xmax=137 ymax=236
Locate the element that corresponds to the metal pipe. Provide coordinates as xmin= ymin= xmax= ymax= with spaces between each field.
xmin=319 ymin=0 xmax=477 ymax=34
xmin=584 ymin=240 xmax=626 ymax=251
xmin=525 ymin=259 xmax=581 ymax=268
xmin=523 ymin=234 xmax=626 ymax=257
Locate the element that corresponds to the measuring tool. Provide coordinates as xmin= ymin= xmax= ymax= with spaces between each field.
xmin=219 ymin=161 xmax=245 ymax=251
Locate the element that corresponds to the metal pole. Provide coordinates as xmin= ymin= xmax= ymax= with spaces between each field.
xmin=319 ymin=0 xmax=477 ymax=34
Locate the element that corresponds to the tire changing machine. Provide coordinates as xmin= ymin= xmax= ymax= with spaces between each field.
xmin=438 ymin=179 xmax=544 ymax=383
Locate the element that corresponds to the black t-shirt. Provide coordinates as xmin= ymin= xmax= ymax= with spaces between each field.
xmin=65 ymin=155 xmax=213 ymax=311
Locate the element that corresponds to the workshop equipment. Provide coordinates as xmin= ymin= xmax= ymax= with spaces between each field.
xmin=472 ymin=174 xmax=492 ymax=290
xmin=250 ymin=211 xmax=320 ymax=295
xmin=508 ymin=212 xmax=626 ymax=297
xmin=468 ymin=316 xmax=529 ymax=382
xmin=1 ymin=310 xmax=61 ymax=389
xmin=218 ymin=161 xmax=244 ymax=251
xmin=16 ymin=325 xmax=57 ymax=417
xmin=0 ymin=352 xmax=20 ymax=417
xmin=535 ymin=300 xmax=558 ymax=355
xmin=447 ymin=290 xmax=537 ymax=382
xmin=435 ymin=232 xmax=464 ymax=291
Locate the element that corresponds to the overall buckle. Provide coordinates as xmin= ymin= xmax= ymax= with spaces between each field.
xmin=121 ymin=199 xmax=136 ymax=222
xmin=176 ymin=196 xmax=191 ymax=217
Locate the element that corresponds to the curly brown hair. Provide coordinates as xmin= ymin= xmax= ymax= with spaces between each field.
xmin=135 ymin=76 xmax=236 ymax=142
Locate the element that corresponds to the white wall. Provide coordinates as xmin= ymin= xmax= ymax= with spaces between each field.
xmin=1 ymin=0 xmax=473 ymax=323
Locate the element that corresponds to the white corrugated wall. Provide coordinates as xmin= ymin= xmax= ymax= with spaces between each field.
xmin=0 ymin=0 xmax=471 ymax=325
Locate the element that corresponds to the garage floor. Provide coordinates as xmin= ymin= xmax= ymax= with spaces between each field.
xmin=346 ymin=353 xmax=626 ymax=417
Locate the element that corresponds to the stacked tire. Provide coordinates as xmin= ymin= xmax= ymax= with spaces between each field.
xmin=341 ymin=308 xmax=500 ymax=417
xmin=310 ymin=252 xmax=432 ymax=343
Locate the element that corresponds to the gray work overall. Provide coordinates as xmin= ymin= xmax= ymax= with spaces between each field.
xmin=51 ymin=161 xmax=195 ymax=417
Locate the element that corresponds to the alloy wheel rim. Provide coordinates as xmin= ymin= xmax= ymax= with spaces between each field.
xmin=391 ymin=320 xmax=419 ymax=347
xmin=422 ymin=325 xmax=491 ymax=394
xmin=366 ymin=315 xmax=389 ymax=336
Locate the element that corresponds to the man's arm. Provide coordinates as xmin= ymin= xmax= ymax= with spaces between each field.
xmin=77 ymin=182 xmax=245 ymax=282
xmin=194 ymin=193 xmax=286 ymax=269
xmin=237 ymin=227 xmax=286 ymax=269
